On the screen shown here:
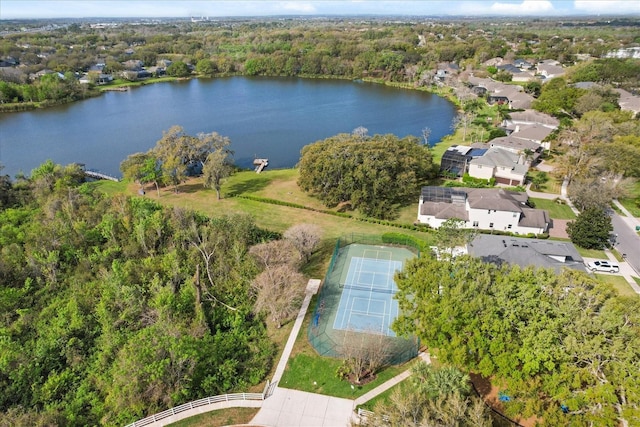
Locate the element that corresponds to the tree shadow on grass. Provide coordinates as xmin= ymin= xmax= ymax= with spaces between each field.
xmin=175 ymin=182 xmax=206 ymax=194
xmin=225 ymin=176 xmax=271 ymax=196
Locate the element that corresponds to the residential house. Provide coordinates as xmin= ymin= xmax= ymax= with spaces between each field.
xmin=502 ymin=110 xmax=559 ymax=132
xmin=514 ymin=59 xmax=533 ymax=69
xmin=481 ymin=135 xmax=543 ymax=160
xmin=467 ymin=234 xmax=587 ymax=273
xmin=536 ymin=59 xmax=565 ymax=81
xmin=440 ymin=145 xmax=487 ymax=177
xmin=509 ymin=124 xmax=554 ymax=151
xmin=487 ymin=85 xmax=534 ymax=109
xmin=497 ymin=64 xmax=536 ymax=82
xmin=79 ymin=73 xmax=113 ymax=84
xmin=417 ymin=187 xmax=550 ymax=235
xmin=467 ymin=147 xmax=528 ymax=186
xmin=123 ymin=59 xmax=144 ymax=71
xmin=615 ymin=88 xmax=640 ymax=118
xmin=435 ymin=62 xmax=459 ymax=82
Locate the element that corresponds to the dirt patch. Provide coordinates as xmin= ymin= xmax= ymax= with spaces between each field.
xmin=470 ymin=373 xmax=541 ymax=427
xmin=548 ymin=219 xmax=570 ymax=239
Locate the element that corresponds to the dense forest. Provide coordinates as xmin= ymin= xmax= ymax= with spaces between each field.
xmin=394 ymin=256 xmax=640 ymax=426
xmin=0 ymin=162 xmax=280 ymax=425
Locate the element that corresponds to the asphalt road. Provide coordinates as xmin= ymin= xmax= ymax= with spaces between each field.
xmin=611 ymin=213 xmax=640 ymax=276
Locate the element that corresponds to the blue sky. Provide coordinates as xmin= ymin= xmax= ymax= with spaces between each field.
xmin=1 ymin=1 xmax=639 ymax=19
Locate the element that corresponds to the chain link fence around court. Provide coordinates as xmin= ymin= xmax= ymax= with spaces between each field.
xmin=308 ymin=235 xmax=420 ymax=365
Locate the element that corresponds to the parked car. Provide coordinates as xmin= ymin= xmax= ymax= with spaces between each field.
xmin=586 ymin=260 xmax=620 ymax=273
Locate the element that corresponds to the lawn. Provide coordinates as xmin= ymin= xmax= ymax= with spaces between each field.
xmin=278 ymin=295 xmax=413 ymax=400
xmin=93 ymin=170 xmax=437 ymax=245
xmin=618 ymin=179 xmax=640 ymax=218
xmin=574 ymin=246 xmax=607 ymax=259
xmin=529 ymin=197 xmax=576 ymax=219
xmin=356 ymin=381 xmax=406 ymax=412
xmin=595 ymin=274 xmax=638 ymax=298
xmin=166 ymin=407 xmax=259 ymax=427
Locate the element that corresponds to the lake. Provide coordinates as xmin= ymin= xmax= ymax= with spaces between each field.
xmin=0 ymin=77 xmax=456 ymax=178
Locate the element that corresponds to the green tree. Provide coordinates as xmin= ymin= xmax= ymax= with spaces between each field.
xmin=202 ymin=144 xmax=233 ymax=200
xmin=533 ymin=77 xmax=584 ymax=118
xmin=393 ymin=255 xmax=639 ymax=425
xmin=530 ymin=171 xmax=549 ymax=190
xmin=166 ymin=60 xmax=190 ymax=77
xmin=195 ymin=58 xmax=216 ymax=77
xmin=434 ymin=218 xmax=477 ymax=260
xmin=298 ymin=133 xmax=436 ymax=219
xmin=567 ymin=207 xmax=613 ymax=249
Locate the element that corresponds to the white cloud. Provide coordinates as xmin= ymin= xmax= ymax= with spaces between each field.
xmin=490 ymin=0 xmax=555 ymax=15
xmin=279 ymin=1 xmax=317 ymax=13
xmin=574 ymin=1 xmax=640 ymax=14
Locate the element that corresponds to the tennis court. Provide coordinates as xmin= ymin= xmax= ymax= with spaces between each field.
xmin=309 ymin=237 xmax=419 ymax=364
xmin=333 ymin=253 xmax=404 ymax=336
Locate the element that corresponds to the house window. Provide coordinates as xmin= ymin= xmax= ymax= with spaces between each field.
xmin=513 ymin=213 xmax=517 ymax=217
xmin=507 ymin=224 xmax=512 ymax=229
xmin=489 ymin=222 xmax=494 ymax=228
xmin=473 ymin=221 xmax=479 ymax=227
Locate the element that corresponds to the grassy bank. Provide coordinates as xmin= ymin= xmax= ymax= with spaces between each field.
xmin=96 ymin=169 xmax=437 ymax=245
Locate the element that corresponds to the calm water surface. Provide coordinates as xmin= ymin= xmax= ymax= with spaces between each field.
xmin=0 ymin=77 xmax=456 ymax=178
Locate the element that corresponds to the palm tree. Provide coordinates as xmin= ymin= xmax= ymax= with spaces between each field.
xmin=411 ymin=362 xmax=471 ymax=399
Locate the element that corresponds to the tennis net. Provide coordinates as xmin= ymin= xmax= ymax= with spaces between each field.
xmin=342 ymin=283 xmax=396 ymax=294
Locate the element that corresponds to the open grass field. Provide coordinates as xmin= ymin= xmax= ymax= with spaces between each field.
xmin=166 ymin=407 xmax=259 ymax=427
xmin=594 ymin=274 xmax=638 ymax=298
xmin=529 ymin=197 xmax=576 ymax=219
xmin=94 ymin=170 xmax=437 ymax=246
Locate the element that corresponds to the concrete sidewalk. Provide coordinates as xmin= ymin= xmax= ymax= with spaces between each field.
xmin=251 ymin=387 xmax=354 ymax=427
xmin=250 ymin=278 xmax=358 ymax=427
xmin=353 ymin=352 xmax=431 ymax=406
xmin=612 ymin=199 xmax=640 ymax=232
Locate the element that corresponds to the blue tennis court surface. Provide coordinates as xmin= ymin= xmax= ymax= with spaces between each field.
xmin=333 ymin=254 xmax=404 ymax=336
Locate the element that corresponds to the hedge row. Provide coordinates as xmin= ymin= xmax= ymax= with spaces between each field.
xmin=233 ymin=194 xmax=433 ymax=233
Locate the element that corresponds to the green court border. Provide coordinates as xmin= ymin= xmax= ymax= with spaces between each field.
xmin=308 ymin=236 xmax=420 ymax=365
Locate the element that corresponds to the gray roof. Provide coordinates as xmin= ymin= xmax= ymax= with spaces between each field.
xmin=419 ymin=201 xmax=469 ymax=221
xmin=466 ymin=188 xmax=529 ymax=212
xmin=489 ymin=135 xmax=541 ymax=152
xmin=467 ymin=234 xmax=586 ymax=273
xmin=470 ymin=147 xmax=527 ymax=175
xmin=506 ymin=110 xmax=559 ymax=128
xmin=615 ymin=88 xmax=640 ymax=115
xmin=511 ymin=124 xmax=554 ymax=143
xmin=518 ymin=208 xmax=550 ymax=230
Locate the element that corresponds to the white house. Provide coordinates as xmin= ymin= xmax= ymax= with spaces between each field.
xmin=417 ymin=187 xmax=549 ymax=235
xmin=468 ymin=147 xmax=528 ymax=186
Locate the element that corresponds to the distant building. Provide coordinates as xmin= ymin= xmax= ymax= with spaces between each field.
xmin=615 ymin=88 xmax=640 ymax=118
